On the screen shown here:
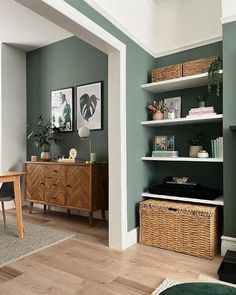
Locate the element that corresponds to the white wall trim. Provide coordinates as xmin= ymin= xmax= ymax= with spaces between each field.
xmin=221 ymin=236 xmax=236 ymax=256
xmin=155 ymin=36 xmax=223 ymax=58
xmin=16 ymin=0 xmax=134 ymax=251
xmin=125 ymin=227 xmax=139 ymax=249
xmin=221 ymin=15 xmax=236 ymax=24
xmin=83 ymin=0 xmax=157 ymax=57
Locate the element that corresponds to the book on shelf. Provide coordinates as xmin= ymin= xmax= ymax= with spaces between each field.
xmin=152 ymin=150 xmax=178 ymax=157
xmin=187 ymin=106 xmax=216 ymax=118
xmin=211 ymin=137 xmax=223 ymax=158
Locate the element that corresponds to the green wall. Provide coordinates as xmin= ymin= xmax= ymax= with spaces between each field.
xmin=148 ymin=42 xmax=223 ymax=192
xmin=27 ymin=36 xmax=108 ymax=161
xmin=223 ymin=21 xmax=236 ymax=238
xmin=28 ymin=1 xmax=155 ymax=231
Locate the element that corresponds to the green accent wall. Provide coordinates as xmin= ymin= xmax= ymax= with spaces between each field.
xmin=29 ymin=1 xmax=155 ymax=231
xmin=27 ymin=36 xmax=108 ymax=161
xmin=150 ymin=42 xmax=223 ymax=192
xmin=223 ymin=21 xmax=236 ymax=238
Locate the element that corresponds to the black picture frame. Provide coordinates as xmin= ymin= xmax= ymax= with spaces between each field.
xmin=51 ymin=87 xmax=74 ymax=132
xmin=76 ymin=81 xmax=103 ymax=131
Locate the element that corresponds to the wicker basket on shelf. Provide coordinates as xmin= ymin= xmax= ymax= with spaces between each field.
xmin=151 ymin=64 xmax=182 ymax=82
xmin=183 ymin=55 xmax=219 ymax=77
xmin=139 ymin=199 xmax=218 ymax=259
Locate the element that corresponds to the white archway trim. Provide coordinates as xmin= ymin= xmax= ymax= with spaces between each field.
xmin=16 ymin=0 xmax=134 ymax=251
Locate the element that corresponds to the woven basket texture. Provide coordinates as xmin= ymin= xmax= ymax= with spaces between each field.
xmin=139 ymin=199 xmax=218 ymax=259
xmin=151 ymin=64 xmax=182 ymax=82
xmin=183 ymin=55 xmax=218 ymax=77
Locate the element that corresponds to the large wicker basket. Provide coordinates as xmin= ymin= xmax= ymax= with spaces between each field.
xmin=139 ymin=199 xmax=218 ymax=259
xmin=151 ymin=64 xmax=182 ymax=82
xmin=183 ymin=55 xmax=218 ymax=77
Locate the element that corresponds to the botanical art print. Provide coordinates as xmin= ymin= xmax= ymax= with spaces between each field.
xmin=51 ymin=87 xmax=73 ymax=132
xmin=77 ymin=81 xmax=102 ymax=130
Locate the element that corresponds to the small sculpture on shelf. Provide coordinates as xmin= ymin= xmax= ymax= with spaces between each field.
xmin=147 ymin=99 xmax=169 ymax=120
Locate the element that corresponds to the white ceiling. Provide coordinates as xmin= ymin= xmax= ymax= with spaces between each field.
xmin=0 ymin=0 xmax=72 ymax=51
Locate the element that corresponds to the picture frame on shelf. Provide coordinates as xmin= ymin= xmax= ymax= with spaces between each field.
xmin=76 ymin=81 xmax=103 ymax=130
xmin=155 ymin=135 xmax=175 ymax=151
xmin=51 ymin=87 xmax=73 ymax=132
xmin=164 ymin=96 xmax=181 ymax=119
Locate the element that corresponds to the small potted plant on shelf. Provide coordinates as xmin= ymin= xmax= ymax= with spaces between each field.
xmin=188 ymin=132 xmax=204 ymax=158
xmin=208 ymin=57 xmax=223 ymax=97
xmin=196 ymin=95 xmax=208 ymax=108
xmin=27 ymin=115 xmax=61 ymax=161
xmin=147 ymin=99 xmax=169 ymax=120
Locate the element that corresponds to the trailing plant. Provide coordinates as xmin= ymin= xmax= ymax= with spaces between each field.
xmin=188 ymin=133 xmax=204 ymax=146
xmin=27 ymin=115 xmax=61 ymax=151
xmin=147 ymin=99 xmax=169 ymax=114
xmin=208 ymin=57 xmax=223 ymax=96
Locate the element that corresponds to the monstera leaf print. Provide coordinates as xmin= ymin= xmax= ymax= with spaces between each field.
xmin=80 ymin=94 xmax=99 ymax=121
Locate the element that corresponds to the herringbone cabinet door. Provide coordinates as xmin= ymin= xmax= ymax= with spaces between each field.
xmin=66 ymin=166 xmax=90 ymax=209
xmin=26 ymin=164 xmax=45 ymax=202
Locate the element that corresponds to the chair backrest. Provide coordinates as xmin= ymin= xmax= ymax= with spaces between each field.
xmin=0 ymin=182 xmax=14 ymax=193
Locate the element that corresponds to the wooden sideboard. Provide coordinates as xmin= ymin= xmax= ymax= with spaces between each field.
xmin=25 ymin=161 xmax=108 ymax=226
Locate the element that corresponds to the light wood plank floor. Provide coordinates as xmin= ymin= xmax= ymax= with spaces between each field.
xmin=0 ymin=206 xmax=223 ymax=295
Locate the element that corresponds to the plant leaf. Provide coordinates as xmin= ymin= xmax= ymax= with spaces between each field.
xmin=80 ymin=94 xmax=99 ymax=121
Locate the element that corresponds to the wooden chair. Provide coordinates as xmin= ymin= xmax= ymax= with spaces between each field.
xmin=0 ymin=163 xmax=24 ymax=228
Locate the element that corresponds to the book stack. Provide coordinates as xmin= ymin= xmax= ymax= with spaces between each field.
xmin=187 ymin=106 xmax=216 ymax=118
xmin=211 ymin=137 xmax=223 ymax=158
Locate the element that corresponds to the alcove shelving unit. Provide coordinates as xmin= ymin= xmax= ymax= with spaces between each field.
xmin=141 ymin=70 xmax=223 ymax=205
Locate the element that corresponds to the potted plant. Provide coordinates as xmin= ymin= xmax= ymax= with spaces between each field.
xmin=196 ymin=95 xmax=208 ymax=108
xmin=188 ymin=133 xmax=204 ymax=157
xmin=208 ymin=57 xmax=223 ymax=97
xmin=147 ymin=99 xmax=169 ymax=120
xmin=27 ymin=115 xmax=61 ymax=161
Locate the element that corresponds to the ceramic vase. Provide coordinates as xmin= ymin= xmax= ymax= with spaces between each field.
xmin=40 ymin=144 xmax=52 ymax=162
xmin=199 ymin=101 xmax=205 ymax=108
xmin=189 ymin=145 xmax=203 ymax=158
xmin=153 ymin=111 xmax=164 ymax=120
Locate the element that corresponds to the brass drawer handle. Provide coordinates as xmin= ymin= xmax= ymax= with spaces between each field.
xmin=66 ymin=184 xmax=72 ymax=188
xmin=53 ymin=169 xmax=58 ymax=173
xmin=40 ymin=182 xmax=44 ymax=185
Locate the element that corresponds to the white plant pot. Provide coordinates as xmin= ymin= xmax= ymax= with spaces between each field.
xmin=189 ymin=146 xmax=203 ymax=158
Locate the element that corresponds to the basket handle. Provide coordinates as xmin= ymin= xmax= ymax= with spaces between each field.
xmin=168 ymin=207 xmax=177 ymax=212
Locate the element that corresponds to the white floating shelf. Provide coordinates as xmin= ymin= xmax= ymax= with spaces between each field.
xmin=142 ymin=157 xmax=223 ymax=163
xmin=141 ymin=70 xmax=223 ymax=94
xmin=142 ymin=192 xmax=224 ymax=206
xmin=141 ymin=114 xmax=223 ymax=127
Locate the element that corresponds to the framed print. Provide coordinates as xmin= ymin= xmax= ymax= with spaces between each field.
xmin=155 ymin=135 xmax=175 ymax=151
xmin=76 ymin=81 xmax=103 ymax=130
xmin=164 ymin=96 xmax=181 ymax=119
xmin=51 ymin=87 xmax=73 ymax=132
xmin=155 ymin=136 xmax=167 ymax=151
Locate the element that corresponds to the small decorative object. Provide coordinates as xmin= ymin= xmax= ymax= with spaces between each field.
xmin=164 ymin=96 xmax=181 ymax=119
xmin=90 ymin=153 xmax=96 ymax=163
xmin=31 ymin=155 xmax=37 ymax=162
xmin=147 ymin=100 xmax=169 ymax=121
xmin=69 ymin=148 xmax=77 ymax=159
xmin=51 ymin=87 xmax=73 ymax=132
xmin=173 ymin=177 xmax=188 ymax=184
xmin=197 ymin=150 xmax=209 ymax=158
xmin=27 ymin=115 xmax=61 ymax=161
xmin=208 ymin=57 xmax=223 ymax=96
xmin=155 ymin=135 xmax=175 ymax=151
xmin=196 ymin=95 xmax=208 ymax=108
xmin=77 ymin=81 xmax=103 ymax=130
xmin=188 ymin=133 xmax=204 ymax=158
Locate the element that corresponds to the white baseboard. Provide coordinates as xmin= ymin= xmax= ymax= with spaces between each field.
xmin=125 ymin=227 xmax=139 ymax=249
xmin=221 ymin=236 xmax=236 ymax=256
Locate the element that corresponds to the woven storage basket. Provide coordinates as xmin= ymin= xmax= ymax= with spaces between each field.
xmin=183 ymin=55 xmax=218 ymax=77
xmin=139 ymin=199 xmax=218 ymax=259
xmin=151 ymin=64 xmax=182 ymax=82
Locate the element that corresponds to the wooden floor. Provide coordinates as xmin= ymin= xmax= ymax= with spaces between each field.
xmin=0 ymin=206 xmax=223 ymax=295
